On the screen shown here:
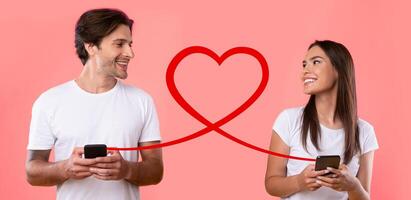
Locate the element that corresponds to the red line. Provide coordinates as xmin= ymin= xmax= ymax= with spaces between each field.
xmin=108 ymin=46 xmax=316 ymax=162
xmin=107 ymin=126 xmax=212 ymax=151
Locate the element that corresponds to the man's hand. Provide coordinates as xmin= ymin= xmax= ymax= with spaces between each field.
xmin=88 ymin=141 xmax=163 ymax=185
xmin=62 ymin=147 xmax=98 ymax=180
xmin=89 ymin=150 xmax=130 ymax=180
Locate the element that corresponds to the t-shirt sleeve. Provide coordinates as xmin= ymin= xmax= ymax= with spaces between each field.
xmin=361 ymin=125 xmax=379 ymax=155
xmin=272 ymin=109 xmax=291 ymax=146
xmin=27 ymin=95 xmax=56 ymax=150
xmin=139 ymin=95 xmax=162 ymax=143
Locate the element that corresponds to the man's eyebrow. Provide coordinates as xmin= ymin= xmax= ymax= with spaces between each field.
xmin=113 ymin=39 xmax=132 ymax=44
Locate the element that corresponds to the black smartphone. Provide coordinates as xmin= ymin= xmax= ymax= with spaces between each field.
xmin=84 ymin=144 xmax=107 ymax=159
xmin=315 ymin=155 xmax=340 ymax=173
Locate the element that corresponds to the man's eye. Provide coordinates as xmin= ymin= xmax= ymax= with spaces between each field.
xmin=302 ymin=63 xmax=306 ymax=68
xmin=116 ymin=43 xmax=123 ymax=47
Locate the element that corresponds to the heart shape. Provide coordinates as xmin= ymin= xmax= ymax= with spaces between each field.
xmin=166 ymin=46 xmax=269 ymax=131
xmin=109 ymin=46 xmax=314 ymax=161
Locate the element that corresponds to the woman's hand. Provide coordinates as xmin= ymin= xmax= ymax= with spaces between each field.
xmin=316 ymin=164 xmax=361 ymax=192
xmin=297 ymin=164 xmax=330 ymax=192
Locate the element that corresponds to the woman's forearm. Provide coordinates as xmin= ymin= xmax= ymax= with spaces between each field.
xmin=265 ymin=174 xmax=302 ymax=198
xmin=347 ymin=179 xmax=370 ymax=200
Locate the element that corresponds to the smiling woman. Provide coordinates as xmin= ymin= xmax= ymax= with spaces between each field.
xmin=265 ymin=40 xmax=379 ymax=200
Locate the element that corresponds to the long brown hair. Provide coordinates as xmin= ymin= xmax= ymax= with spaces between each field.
xmin=301 ymin=40 xmax=361 ymax=164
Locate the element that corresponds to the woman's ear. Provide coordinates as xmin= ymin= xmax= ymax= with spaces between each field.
xmin=333 ymin=67 xmax=339 ymax=79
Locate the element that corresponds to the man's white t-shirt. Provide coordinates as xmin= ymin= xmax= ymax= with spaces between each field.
xmin=27 ymin=80 xmax=162 ymax=200
xmin=272 ymin=107 xmax=378 ymax=200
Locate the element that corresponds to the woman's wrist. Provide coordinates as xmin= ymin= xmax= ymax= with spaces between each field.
xmin=347 ymin=178 xmax=369 ymax=200
xmin=295 ymin=172 xmax=306 ymax=192
xmin=347 ymin=177 xmax=362 ymax=192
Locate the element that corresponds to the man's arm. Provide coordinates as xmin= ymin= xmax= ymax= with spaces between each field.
xmin=25 ymin=150 xmax=67 ymax=186
xmin=125 ymin=141 xmax=163 ymax=186
xmin=26 ymin=148 xmax=97 ymax=186
xmin=90 ymin=141 xmax=163 ymax=186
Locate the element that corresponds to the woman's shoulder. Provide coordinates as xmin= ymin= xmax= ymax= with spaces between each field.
xmin=357 ymin=118 xmax=375 ymax=133
xmin=357 ymin=118 xmax=379 ymax=154
xmin=274 ymin=106 xmax=305 ymax=129
xmin=279 ymin=106 xmax=305 ymax=117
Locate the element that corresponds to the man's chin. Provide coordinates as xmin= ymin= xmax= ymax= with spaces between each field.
xmin=116 ymin=73 xmax=128 ymax=80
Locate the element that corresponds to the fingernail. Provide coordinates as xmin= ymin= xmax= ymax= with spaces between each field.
xmin=323 ymin=170 xmax=329 ymax=173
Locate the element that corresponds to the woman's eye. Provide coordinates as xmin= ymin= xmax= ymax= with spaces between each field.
xmin=302 ymin=63 xmax=306 ymax=68
xmin=313 ymin=60 xmax=321 ymax=65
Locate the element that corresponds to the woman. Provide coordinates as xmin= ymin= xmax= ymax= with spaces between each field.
xmin=265 ymin=40 xmax=378 ymax=200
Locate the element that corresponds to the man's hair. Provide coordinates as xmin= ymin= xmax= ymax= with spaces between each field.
xmin=75 ymin=8 xmax=134 ymax=65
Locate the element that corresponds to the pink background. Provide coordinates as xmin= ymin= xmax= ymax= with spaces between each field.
xmin=1 ymin=0 xmax=410 ymax=199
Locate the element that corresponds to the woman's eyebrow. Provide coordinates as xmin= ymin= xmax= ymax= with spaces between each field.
xmin=309 ymin=56 xmax=324 ymax=61
xmin=303 ymin=56 xmax=325 ymax=64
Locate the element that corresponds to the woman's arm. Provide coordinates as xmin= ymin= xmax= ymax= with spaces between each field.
xmin=316 ymin=151 xmax=375 ymax=200
xmin=265 ymin=130 xmax=327 ymax=197
xmin=348 ymin=151 xmax=375 ymax=200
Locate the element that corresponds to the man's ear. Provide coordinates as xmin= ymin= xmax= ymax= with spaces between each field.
xmin=84 ymin=43 xmax=97 ymax=57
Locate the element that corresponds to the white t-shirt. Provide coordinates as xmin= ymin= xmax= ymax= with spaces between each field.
xmin=27 ymin=80 xmax=162 ymax=200
xmin=272 ymin=107 xmax=378 ymax=200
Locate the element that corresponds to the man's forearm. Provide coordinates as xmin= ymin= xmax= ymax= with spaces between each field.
xmin=124 ymin=159 xmax=163 ymax=186
xmin=26 ymin=160 xmax=68 ymax=186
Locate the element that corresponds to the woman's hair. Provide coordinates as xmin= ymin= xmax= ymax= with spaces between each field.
xmin=301 ymin=40 xmax=361 ymax=164
xmin=74 ymin=8 xmax=134 ymax=65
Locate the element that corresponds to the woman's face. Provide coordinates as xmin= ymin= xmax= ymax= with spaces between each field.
xmin=301 ymin=45 xmax=338 ymax=95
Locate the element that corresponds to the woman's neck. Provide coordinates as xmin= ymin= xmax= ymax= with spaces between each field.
xmin=315 ymin=86 xmax=342 ymax=128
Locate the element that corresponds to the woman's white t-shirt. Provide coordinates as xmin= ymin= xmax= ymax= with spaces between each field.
xmin=272 ymin=107 xmax=378 ymax=200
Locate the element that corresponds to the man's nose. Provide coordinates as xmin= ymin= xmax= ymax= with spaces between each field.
xmin=124 ymin=45 xmax=135 ymax=59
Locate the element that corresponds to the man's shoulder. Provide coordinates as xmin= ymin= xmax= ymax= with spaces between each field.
xmin=119 ymin=81 xmax=154 ymax=101
xmin=34 ymin=80 xmax=74 ymax=107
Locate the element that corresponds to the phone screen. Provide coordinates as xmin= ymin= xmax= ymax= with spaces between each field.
xmin=84 ymin=144 xmax=107 ymax=159
xmin=315 ymin=155 xmax=340 ymax=171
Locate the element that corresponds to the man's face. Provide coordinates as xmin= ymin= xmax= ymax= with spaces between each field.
xmin=92 ymin=24 xmax=134 ymax=79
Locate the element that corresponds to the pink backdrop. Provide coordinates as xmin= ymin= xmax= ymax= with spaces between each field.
xmin=1 ymin=0 xmax=410 ymax=199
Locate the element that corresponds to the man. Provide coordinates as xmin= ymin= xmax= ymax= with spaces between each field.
xmin=25 ymin=8 xmax=163 ymax=200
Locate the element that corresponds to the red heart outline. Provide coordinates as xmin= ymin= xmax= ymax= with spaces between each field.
xmin=109 ymin=46 xmax=315 ymax=162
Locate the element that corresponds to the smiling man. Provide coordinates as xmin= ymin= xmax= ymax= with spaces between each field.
xmin=25 ymin=8 xmax=163 ymax=200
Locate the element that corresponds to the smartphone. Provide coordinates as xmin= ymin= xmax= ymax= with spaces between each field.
xmin=315 ymin=155 xmax=340 ymax=173
xmin=84 ymin=144 xmax=107 ymax=159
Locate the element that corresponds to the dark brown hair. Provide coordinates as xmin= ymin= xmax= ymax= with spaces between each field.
xmin=301 ymin=40 xmax=361 ymax=164
xmin=75 ymin=8 xmax=134 ymax=65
